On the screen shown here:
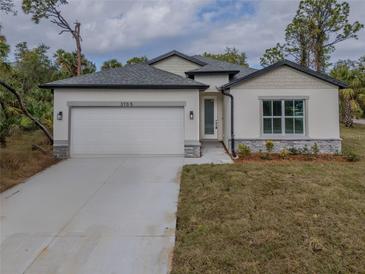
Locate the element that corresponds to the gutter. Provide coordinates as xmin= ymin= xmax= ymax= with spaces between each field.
xmin=220 ymin=87 xmax=237 ymax=158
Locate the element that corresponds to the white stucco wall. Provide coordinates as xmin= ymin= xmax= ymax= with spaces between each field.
xmin=151 ymin=56 xmax=201 ymax=77
xmin=53 ymin=89 xmax=200 ymax=143
xmin=194 ymin=74 xmax=229 ymax=92
xmin=230 ymin=66 xmax=340 ymax=140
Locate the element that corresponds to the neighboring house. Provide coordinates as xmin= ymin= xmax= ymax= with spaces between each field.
xmin=41 ymin=50 xmax=346 ymax=158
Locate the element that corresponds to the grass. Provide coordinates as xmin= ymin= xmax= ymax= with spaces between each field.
xmin=0 ymin=130 xmax=58 ymax=192
xmin=172 ymin=125 xmax=365 ymax=274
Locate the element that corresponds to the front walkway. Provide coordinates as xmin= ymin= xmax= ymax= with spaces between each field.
xmin=184 ymin=141 xmax=233 ymax=165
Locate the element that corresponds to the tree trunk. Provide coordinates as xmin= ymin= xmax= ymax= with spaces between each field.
xmin=0 ymin=99 xmax=9 ymax=119
xmin=74 ymin=22 xmax=82 ymax=76
xmin=343 ymin=97 xmax=353 ymax=127
xmin=0 ymin=80 xmax=54 ymax=144
xmin=313 ymin=31 xmax=325 ymax=72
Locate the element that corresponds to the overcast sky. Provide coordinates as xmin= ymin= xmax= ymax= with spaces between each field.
xmin=1 ymin=0 xmax=364 ymax=69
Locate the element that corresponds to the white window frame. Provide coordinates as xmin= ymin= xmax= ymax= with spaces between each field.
xmin=260 ymin=97 xmax=307 ymax=138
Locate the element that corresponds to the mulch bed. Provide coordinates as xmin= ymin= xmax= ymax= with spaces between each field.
xmin=234 ymin=153 xmax=347 ymax=163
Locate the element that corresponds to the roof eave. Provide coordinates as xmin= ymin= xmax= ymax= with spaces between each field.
xmin=39 ymin=84 xmax=209 ymax=90
xmin=185 ymin=70 xmax=240 ymax=76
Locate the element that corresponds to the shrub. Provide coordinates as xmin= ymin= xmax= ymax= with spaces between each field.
xmin=265 ymin=140 xmax=274 ymax=153
xmin=302 ymin=144 xmax=310 ymax=154
xmin=344 ymin=152 xmax=360 ymax=162
xmin=288 ymin=147 xmax=299 ymax=155
xmin=19 ymin=117 xmax=34 ymax=131
xmin=311 ymin=143 xmax=320 ymax=156
xmin=238 ymin=144 xmax=251 ymax=158
xmin=279 ymin=149 xmax=289 ymax=159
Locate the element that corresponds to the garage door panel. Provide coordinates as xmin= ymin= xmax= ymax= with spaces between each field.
xmin=70 ymin=107 xmax=184 ymax=156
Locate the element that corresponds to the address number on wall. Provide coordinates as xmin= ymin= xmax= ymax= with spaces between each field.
xmin=121 ymin=102 xmax=134 ymax=107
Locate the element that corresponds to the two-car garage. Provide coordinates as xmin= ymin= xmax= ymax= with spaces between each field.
xmin=70 ymin=107 xmax=185 ymax=157
xmin=43 ymin=63 xmax=206 ymax=159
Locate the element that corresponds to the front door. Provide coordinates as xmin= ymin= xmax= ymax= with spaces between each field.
xmin=203 ymin=97 xmax=217 ymax=139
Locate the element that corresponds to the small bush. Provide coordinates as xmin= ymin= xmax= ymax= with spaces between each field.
xmin=288 ymin=147 xmax=299 ymax=155
xmin=238 ymin=144 xmax=251 ymax=158
xmin=302 ymin=144 xmax=309 ymax=154
xmin=311 ymin=143 xmax=320 ymax=156
xmin=344 ymin=152 xmax=360 ymax=162
xmin=279 ymin=149 xmax=289 ymax=159
xmin=265 ymin=140 xmax=274 ymax=153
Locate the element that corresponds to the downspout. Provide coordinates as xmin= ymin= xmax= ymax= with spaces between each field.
xmin=220 ymin=88 xmax=237 ymax=158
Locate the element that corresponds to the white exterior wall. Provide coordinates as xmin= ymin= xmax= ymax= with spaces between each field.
xmin=194 ymin=74 xmax=229 ymax=92
xmin=151 ymin=56 xmax=201 ymax=77
xmin=230 ymin=66 xmax=340 ymax=140
xmin=53 ymin=89 xmax=200 ymax=143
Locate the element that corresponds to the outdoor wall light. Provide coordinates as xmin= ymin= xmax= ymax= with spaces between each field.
xmin=57 ymin=111 xmax=63 ymax=120
xmin=189 ymin=110 xmax=194 ymax=120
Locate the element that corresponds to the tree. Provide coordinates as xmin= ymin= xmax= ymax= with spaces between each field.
xmin=261 ymin=0 xmax=363 ymax=71
xmin=203 ymin=47 xmax=248 ymax=66
xmin=330 ymin=56 xmax=365 ymax=126
xmin=22 ymin=0 xmax=83 ymax=75
xmin=101 ymin=59 xmax=122 ymax=70
xmin=0 ymin=27 xmax=10 ymax=63
xmin=260 ymin=44 xmax=285 ymax=67
xmin=126 ymin=56 xmax=148 ymax=65
xmin=297 ymin=0 xmax=363 ymax=71
xmin=0 ymin=30 xmax=14 ymax=147
xmin=14 ymin=42 xmax=58 ymax=93
xmin=54 ymin=49 xmax=96 ymax=77
xmin=0 ymin=80 xmax=54 ymax=143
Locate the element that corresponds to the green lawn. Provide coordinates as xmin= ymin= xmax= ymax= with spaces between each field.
xmin=172 ymin=125 xmax=365 ymax=274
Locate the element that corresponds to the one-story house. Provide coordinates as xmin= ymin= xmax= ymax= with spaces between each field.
xmin=41 ymin=50 xmax=347 ymax=158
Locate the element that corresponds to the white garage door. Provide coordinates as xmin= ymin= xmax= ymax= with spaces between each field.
xmin=70 ymin=107 xmax=184 ymax=157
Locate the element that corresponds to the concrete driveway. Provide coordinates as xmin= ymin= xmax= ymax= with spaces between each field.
xmin=0 ymin=156 xmax=183 ymax=274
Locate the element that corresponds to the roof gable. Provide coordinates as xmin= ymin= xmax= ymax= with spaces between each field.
xmin=190 ymin=55 xmax=257 ymax=77
xmin=148 ymin=50 xmax=207 ymax=66
xmin=221 ymin=59 xmax=347 ymax=89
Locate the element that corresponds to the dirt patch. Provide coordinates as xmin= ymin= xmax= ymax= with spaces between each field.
xmin=0 ymin=130 xmax=59 ymax=192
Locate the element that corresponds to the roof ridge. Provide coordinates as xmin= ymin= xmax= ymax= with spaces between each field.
xmin=148 ymin=50 xmax=207 ymax=66
xmin=40 ymin=62 xmax=209 ymax=89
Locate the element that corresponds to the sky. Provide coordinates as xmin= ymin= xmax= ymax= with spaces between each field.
xmin=1 ymin=0 xmax=364 ymax=70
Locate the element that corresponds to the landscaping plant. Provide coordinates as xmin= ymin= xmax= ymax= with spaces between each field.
xmin=311 ymin=143 xmax=320 ymax=156
xmin=238 ymin=143 xmax=251 ymax=159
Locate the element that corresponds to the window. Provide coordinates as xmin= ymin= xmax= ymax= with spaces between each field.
xmin=262 ymin=99 xmax=305 ymax=135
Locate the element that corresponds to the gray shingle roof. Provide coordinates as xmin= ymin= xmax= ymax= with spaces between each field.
xmin=40 ymin=63 xmax=209 ymax=89
xmin=189 ymin=55 xmax=257 ymax=78
xmin=221 ymin=59 xmax=347 ymax=89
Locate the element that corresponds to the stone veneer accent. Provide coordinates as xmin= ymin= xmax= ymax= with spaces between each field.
xmin=184 ymin=143 xmax=201 ymax=158
xmin=232 ymin=139 xmax=341 ymax=154
xmin=54 ymin=143 xmax=201 ymax=158
xmin=53 ymin=145 xmax=69 ymax=159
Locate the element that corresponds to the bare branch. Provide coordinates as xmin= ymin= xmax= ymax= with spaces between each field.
xmin=0 ymin=80 xmax=54 ymax=144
